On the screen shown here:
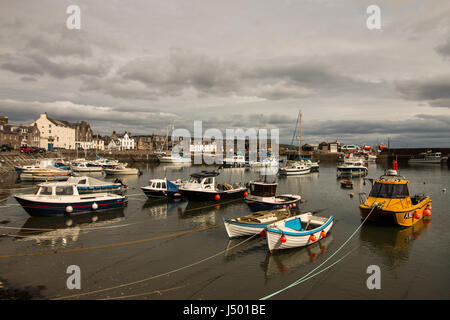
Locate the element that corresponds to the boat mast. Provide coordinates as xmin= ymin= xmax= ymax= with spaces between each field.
xmin=298 ymin=110 xmax=302 ymax=160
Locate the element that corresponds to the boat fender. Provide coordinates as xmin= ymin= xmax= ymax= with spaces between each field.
xmin=214 ymin=194 xmax=220 ymax=200
xmin=413 ymin=211 xmax=422 ymax=219
xmin=280 ymin=235 xmax=287 ymax=243
xmin=66 ymin=206 xmax=73 ymax=213
xmin=243 ymin=191 xmax=248 ymax=197
xmin=309 ymin=235 xmax=317 ymax=242
xmin=320 ymin=231 xmax=327 ymax=238
xmin=423 ymin=209 xmax=431 ymax=217
xmin=259 ymin=230 xmax=266 ymax=237
xmin=92 ymin=202 xmax=98 ymax=210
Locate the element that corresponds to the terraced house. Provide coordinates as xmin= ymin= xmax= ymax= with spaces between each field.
xmin=33 ymin=113 xmax=93 ymax=150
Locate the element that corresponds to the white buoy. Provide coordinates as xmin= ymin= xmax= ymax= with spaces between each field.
xmin=92 ymin=202 xmax=98 ymax=210
xmin=443 ymin=188 xmax=447 ymax=193
xmin=66 ymin=205 xmax=73 ymax=213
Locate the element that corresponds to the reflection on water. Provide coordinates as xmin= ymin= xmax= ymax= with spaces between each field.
xmin=260 ymin=234 xmax=334 ymax=279
xmin=14 ymin=208 xmax=125 ymax=248
xmin=359 ymin=218 xmax=431 ymax=269
xmin=142 ymin=199 xmax=189 ymax=220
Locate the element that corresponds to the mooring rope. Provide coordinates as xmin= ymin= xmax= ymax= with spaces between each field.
xmin=52 ymin=231 xmax=261 ymax=300
xmin=0 ymin=224 xmax=218 ymax=259
xmin=260 ymin=202 xmax=381 ymax=300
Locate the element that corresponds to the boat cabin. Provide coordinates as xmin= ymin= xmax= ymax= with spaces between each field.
xmin=148 ymin=179 xmax=167 ymax=190
xmin=369 ymin=176 xmax=410 ymax=199
xmin=248 ymin=181 xmax=277 ymax=197
xmin=35 ymin=183 xmax=79 ymax=197
xmin=183 ymin=171 xmax=220 ymax=190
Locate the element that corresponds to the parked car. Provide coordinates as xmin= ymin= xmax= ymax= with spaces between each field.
xmin=34 ymin=147 xmax=46 ymax=153
xmin=1 ymin=144 xmax=13 ymax=152
xmin=20 ymin=146 xmax=35 ymax=153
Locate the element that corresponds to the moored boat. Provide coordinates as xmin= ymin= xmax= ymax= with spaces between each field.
xmin=103 ymin=166 xmax=141 ymax=175
xmin=408 ymin=151 xmax=448 ymax=164
xmin=223 ymin=208 xmax=291 ymax=238
xmin=245 ymin=181 xmax=301 ymax=212
xmin=14 ymin=182 xmax=127 ymax=216
xmin=178 ymin=170 xmax=247 ymax=201
xmin=340 ymin=179 xmax=353 ymax=189
xmin=71 ymin=161 xmax=103 ymax=172
xmin=359 ymin=167 xmax=432 ymax=227
xmin=20 ymin=168 xmax=71 ymax=182
xmin=337 ymin=159 xmax=368 ymax=177
xmin=141 ymin=179 xmax=182 ymax=198
xmin=278 ymin=163 xmax=311 ymax=176
xmin=265 ymin=212 xmax=334 ymax=252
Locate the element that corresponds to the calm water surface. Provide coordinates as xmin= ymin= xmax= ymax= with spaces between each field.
xmin=0 ymin=161 xmax=449 ymax=300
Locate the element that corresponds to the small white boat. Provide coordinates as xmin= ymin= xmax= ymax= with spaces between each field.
xmin=248 ymin=157 xmax=279 ymax=168
xmin=408 ymin=151 xmax=448 ymax=164
xmin=141 ymin=179 xmax=182 ymax=198
xmin=266 ymin=212 xmax=334 ymax=252
xmin=158 ymin=154 xmax=192 ymax=164
xmin=278 ymin=163 xmax=311 ymax=176
xmin=71 ymin=161 xmax=103 ymax=172
xmin=103 ymin=166 xmax=141 ymax=175
xmin=20 ymin=168 xmax=71 ymax=182
xmin=337 ymin=159 xmax=368 ymax=177
xmin=223 ymin=208 xmax=292 ymax=238
xmin=223 ymin=155 xmax=246 ymax=168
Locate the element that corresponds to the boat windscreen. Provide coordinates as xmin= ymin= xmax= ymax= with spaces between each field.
xmin=369 ymin=182 xmax=409 ymax=199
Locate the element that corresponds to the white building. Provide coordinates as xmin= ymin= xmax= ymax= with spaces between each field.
xmin=33 ymin=113 xmax=76 ymax=150
xmin=92 ymin=135 xmax=105 ymax=151
xmin=118 ymin=132 xmax=135 ymax=150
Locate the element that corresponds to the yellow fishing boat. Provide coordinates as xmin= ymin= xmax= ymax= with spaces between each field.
xmin=359 ymin=168 xmax=432 ymax=227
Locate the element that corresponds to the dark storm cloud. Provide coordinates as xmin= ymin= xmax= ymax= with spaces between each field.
xmin=396 ymin=76 xmax=450 ymax=106
xmin=117 ymin=50 xmax=240 ymax=97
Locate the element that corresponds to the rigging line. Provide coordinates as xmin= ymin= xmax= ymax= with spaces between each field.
xmin=260 ymin=203 xmax=380 ymax=300
xmin=51 ymin=231 xmax=261 ymax=300
xmin=0 ymin=224 xmax=217 ymax=259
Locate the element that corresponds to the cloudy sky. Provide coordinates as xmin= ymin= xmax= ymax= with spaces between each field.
xmin=1 ymin=0 xmax=450 ymax=147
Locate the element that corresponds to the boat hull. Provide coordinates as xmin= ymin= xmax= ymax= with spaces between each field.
xmin=223 ymin=218 xmax=269 ymax=238
xmin=14 ymin=196 xmax=127 ymax=217
xmin=245 ymin=196 xmax=301 ymax=212
xmin=278 ymin=168 xmax=311 ymax=176
xmin=266 ymin=217 xmax=334 ymax=252
xmin=178 ymin=188 xmax=247 ymax=201
xmin=141 ymin=187 xmax=180 ymax=199
xmin=103 ymin=169 xmax=139 ymax=175
xmin=359 ymin=198 xmax=431 ymax=227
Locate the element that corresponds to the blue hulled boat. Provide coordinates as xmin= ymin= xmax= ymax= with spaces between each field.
xmin=14 ymin=182 xmax=127 ymax=217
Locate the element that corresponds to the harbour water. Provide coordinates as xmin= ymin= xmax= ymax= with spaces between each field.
xmin=0 ymin=161 xmax=449 ymax=300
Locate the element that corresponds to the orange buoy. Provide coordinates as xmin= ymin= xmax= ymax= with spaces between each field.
xmin=282 ymin=205 xmax=286 ymax=208
xmin=280 ymin=235 xmax=287 ymax=243
xmin=289 ymin=204 xmax=292 ymax=208
xmin=243 ymin=191 xmax=249 ymax=197
xmin=427 ymin=205 xmax=432 ymax=210
xmin=320 ymin=231 xmax=327 ymax=238
xmin=214 ymin=194 xmax=220 ymax=200
xmin=414 ymin=211 xmax=422 ymax=220
xmin=423 ymin=209 xmax=431 ymax=216
xmin=309 ymin=235 xmax=316 ymax=242
xmin=292 ymin=203 xmax=296 ymax=207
